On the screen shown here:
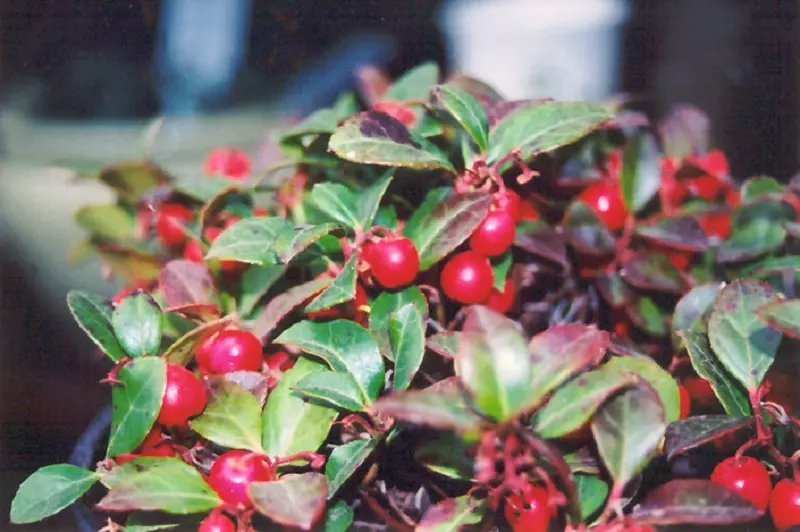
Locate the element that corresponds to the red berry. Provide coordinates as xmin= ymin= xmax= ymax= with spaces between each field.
xmin=469 ymin=210 xmax=516 ymax=257
xmin=684 ymin=376 xmax=717 ymax=408
xmin=204 ymin=147 xmax=251 ymax=180
xmin=111 ymin=286 xmax=139 ymax=306
xmin=485 ymin=279 xmax=516 ymax=314
xmin=372 ymin=101 xmax=416 ymax=127
xmin=156 ymin=203 xmax=194 ymax=248
xmin=699 ymin=149 xmax=729 ymax=177
xmin=678 ymin=384 xmax=691 ymax=419
xmin=688 ymin=174 xmax=724 ymax=201
xmin=264 ymin=349 xmax=296 ymax=388
xmin=440 ymin=251 xmax=493 ymax=305
xmin=578 ymin=180 xmax=627 ymax=231
xmin=253 ymin=207 xmax=270 ymax=217
xmin=493 ymin=189 xmax=522 ymax=221
xmin=184 ymin=238 xmax=204 ymax=263
xmin=208 ymin=450 xmax=276 ymax=508
xmin=698 ymin=210 xmax=731 ymax=240
xmin=363 ymin=237 xmax=420 ymax=289
xmin=198 ymin=510 xmax=236 ymax=532
xmin=519 ymin=200 xmax=541 ymax=221
xmin=710 ymin=456 xmax=772 ymax=510
xmin=504 ymin=485 xmax=552 ymax=532
xmin=158 ymin=364 xmax=207 ymax=427
xmin=196 ymin=329 xmax=263 ymax=374
xmin=771 ymin=478 xmax=800 ymax=530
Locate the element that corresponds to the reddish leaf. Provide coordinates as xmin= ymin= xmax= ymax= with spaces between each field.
xmin=514 ymin=221 xmax=570 ymax=270
xmin=664 ymin=415 xmax=755 ymax=461
xmin=621 ymin=253 xmax=684 ymax=294
xmin=563 ymin=202 xmax=616 ymax=257
xmin=632 ymin=479 xmax=764 ymax=525
xmin=250 ymin=276 xmax=332 ymax=342
xmin=635 ymin=216 xmax=709 ymax=252
xmin=165 ymin=303 xmax=221 ymax=323
xmin=209 ymin=371 xmax=270 ymax=407
xmin=416 ymin=495 xmax=484 ymax=531
xmin=158 ymin=260 xmax=216 ymax=308
xmin=249 ymin=472 xmax=328 ymax=531
xmin=756 ymin=299 xmax=800 ymax=340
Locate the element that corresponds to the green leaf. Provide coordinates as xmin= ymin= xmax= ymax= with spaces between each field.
xmin=678 ymin=323 xmax=751 ymax=417
xmin=333 ymin=92 xmax=359 ymax=119
xmin=249 ymin=472 xmax=328 ymax=531
xmin=415 ymin=432 xmax=475 ymax=480
xmin=664 ymin=415 xmax=755 ymax=462
xmin=325 ymin=438 xmax=377 ymax=498
xmin=456 ymin=307 xmax=533 ymax=422
xmin=324 ymin=500 xmax=354 ymax=532
xmin=620 ymin=133 xmax=660 ymax=213
xmin=408 ymin=192 xmax=493 ymax=270
xmin=741 ymin=175 xmax=784 ymax=203
xmin=276 ymin=320 xmax=385 ymax=403
xmin=310 ymin=183 xmax=361 ymax=229
xmin=369 ymin=286 xmax=428 ymax=360
xmin=717 ymin=219 xmax=786 ymax=263
xmin=389 ymin=304 xmax=426 ymax=391
xmin=108 ymin=357 xmax=167 ymax=457
xmin=491 ymin=252 xmax=513 ymax=291
xmin=708 ymin=279 xmax=782 ymax=391
xmin=575 ymin=474 xmax=609 ymax=521
xmin=433 ymin=84 xmax=489 ymax=151
xmin=293 ymin=370 xmax=368 ymax=411
xmin=250 ymin=276 xmax=332 ymax=341
xmin=275 ymin=223 xmax=343 ymax=264
xmin=672 ymin=283 xmax=722 ymax=342
xmin=427 ymin=331 xmax=460 ymax=359
xmin=280 ymin=108 xmax=338 ymax=140
xmin=329 ymin=111 xmax=455 ymax=171
xmin=603 ymin=355 xmax=681 ymax=423
xmin=98 ymin=457 xmax=221 ymax=514
xmin=532 ymin=366 xmax=640 ymax=438
xmin=487 ymin=101 xmax=612 ymax=164
xmin=190 ymin=382 xmax=263 ymax=452
xmin=305 ymin=256 xmax=358 ymax=313
xmin=370 ymin=377 xmax=483 ymax=432
xmin=403 ymin=187 xmax=452 ymax=239
xmin=756 ymin=299 xmax=800 ymax=340
xmin=527 ymin=324 xmax=610 ymax=410
xmin=67 ymin=290 xmax=126 ymax=361
xmin=357 ymin=174 xmax=394 ymax=230
xmin=384 ymin=61 xmax=439 ymax=101
xmin=626 ymin=296 xmax=670 ymax=337
xmin=75 ymin=204 xmax=135 ymax=242
xmin=238 ymin=264 xmax=285 ymax=318
xmin=416 ymin=496 xmax=485 ymax=531
xmin=592 ymin=383 xmax=666 ymax=489
xmin=204 ymin=217 xmax=290 ymax=265
xmin=112 ymin=292 xmax=164 ymax=358
xmin=10 ymin=464 xmax=100 ymax=524
xmin=262 ymin=358 xmax=338 ymax=458
xmin=744 ymin=255 xmax=800 ymax=276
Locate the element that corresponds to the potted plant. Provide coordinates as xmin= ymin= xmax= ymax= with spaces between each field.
xmin=9 ymin=62 xmax=800 ymax=531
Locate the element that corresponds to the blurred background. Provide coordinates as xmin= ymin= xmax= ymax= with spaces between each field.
xmin=0 ymin=0 xmax=798 ymax=529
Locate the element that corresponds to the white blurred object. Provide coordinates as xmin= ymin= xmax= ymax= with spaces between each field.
xmin=438 ymin=0 xmax=630 ymax=101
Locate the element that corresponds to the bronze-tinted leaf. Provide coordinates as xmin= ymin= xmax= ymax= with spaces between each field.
xmin=621 ymin=253 xmax=684 ymax=294
xmin=158 ymin=260 xmax=216 ymax=308
xmin=664 ymin=415 xmax=755 ymax=461
xmin=514 ymin=221 xmax=570 ymax=270
xmin=635 ymin=216 xmax=709 ymax=252
xmin=249 ymin=277 xmax=332 ymax=341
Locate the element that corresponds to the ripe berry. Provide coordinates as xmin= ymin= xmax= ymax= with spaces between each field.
xmin=440 ymin=251 xmax=493 ymax=305
xmin=699 ymin=210 xmax=732 ymax=240
xmin=519 ymin=200 xmax=541 ymax=221
xmin=264 ymin=349 xmax=296 ymax=388
xmin=770 ymin=478 xmax=800 ymax=530
xmin=678 ymin=384 xmax=691 ymax=419
xmin=156 ymin=204 xmax=194 ymax=248
xmin=183 ymin=238 xmax=204 ymax=263
xmin=469 ymin=210 xmax=516 ymax=257
xmin=577 ymin=180 xmax=627 ymax=231
xmin=372 ymin=101 xmax=416 ymax=127
xmin=684 ymin=376 xmax=717 ymax=408
xmin=688 ymin=174 xmax=724 ymax=201
xmin=504 ymin=485 xmax=552 ymax=532
xmin=158 ymin=364 xmax=207 ymax=427
xmin=710 ymin=456 xmax=772 ymax=510
xmin=493 ymin=189 xmax=521 ymax=221
xmin=485 ymin=278 xmax=515 ymax=314
xmin=363 ymin=237 xmax=420 ymax=289
xmin=198 ymin=510 xmax=236 ymax=532
xmin=208 ymin=450 xmax=276 ymax=508
xmin=204 ymin=147 xmax=251 ymax=180
xmin=196 ymin=329 xmax=263 ymax=374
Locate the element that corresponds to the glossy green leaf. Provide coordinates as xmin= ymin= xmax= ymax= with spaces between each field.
xmin=10 ymin=465 xmax=100 ymax=524
xmin=487 ymin=102 xmax=611 ymax=164
xmin=276 ymin=319 xmax=385 ymax=402
xmin=592 ymin=383 xmax=666 ymax=489
xmin=717 ymin=219 xmax=786 ymax=263
xmin=491 ymin=252 xmax=513 ymax=291
xmin=756 ymin=299 xmax=800 ymax=340
xmin=369 ymin=286 xmax=428 ymax=360
xmin=324 ymin=500 xmax=354 ymax=532
xmin=75 ymin=204 xmax=135 ymax=242
xmin=741 ymin=175 xmax=784 ymax=203
xmin=744 ymin=255 xmax=800 ymax=276
xmin=389 ymin=304 xmax=426 ymax=391
xmin=626 ymin=296 xmax=669 ymax=337
xmin=238 ymin=264 xmax=285 ymax=317
xmin=250 ymin=276 xmax=332 ymax=341
xmin=621 ymin=133 xmax=660 ymax=213
xmin=310 ymin=183 xmax=360 ymax=229
xmin=427 ymin=331 xmax=460 ymax=359
xmin=325 ymin=438 xmax=377 ymax=498
xmin=275 ymin=223 xmax=343 ymax=264
xmin=604 ymin=355 xmax=681 ymax=423
xmin=305 ymin=256 xmax=358 ymax=313
xmin=533 ymin=366 xmax=640 ymax=438
xmin=280 ymin=108 xmax=338 ymax=140
xmin=112 ymin=292 xmax=164 ymax=358
xmin=384 ymin=61 xmax=439 ymax=101
xmin=408 ymin=192 xmax=493 ymax=270
xmin=329 ymin=111 xmax=455 ymax=171
xmin=708 ymin=279 xmax=782 ymax=391
xmin=678 ymin=323 xmax=751 ymax=417
xmin=262 ymin=358 xmax=338 ymax=458
xmin=433 ymin=84 xmax=489 ymax=151
xmin=98 ymin=457 xmax=221 ymax=514
xmin=249 ymin=472 xmax=328 ymax=531
xmin=403 ymin=187 xmax=452 ymax=240
xmin=108 ymin=356 xmax=167 ymax=457
xmin=417 ymin=496 xmax=485 ymax=531
xmin=456 ymin=307 xmax=533 ymax=421
xmin=67 ymin=290 xmax=126 ymax=361
xmin=672 ymin=283 xmax=722 ymax=341
xmin=293 ymin=370 xmax=368 ymax=411
xmin=357 ymin=174 xmax=394 ymax=230
xmin=575 ymin=474 xmax=609 ymax=521
xmin=190 ymin=382 xmax=263 ymax=452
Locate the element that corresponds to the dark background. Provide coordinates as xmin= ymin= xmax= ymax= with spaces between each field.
xmin=0 ymin=1 xmax=798 ymax=530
